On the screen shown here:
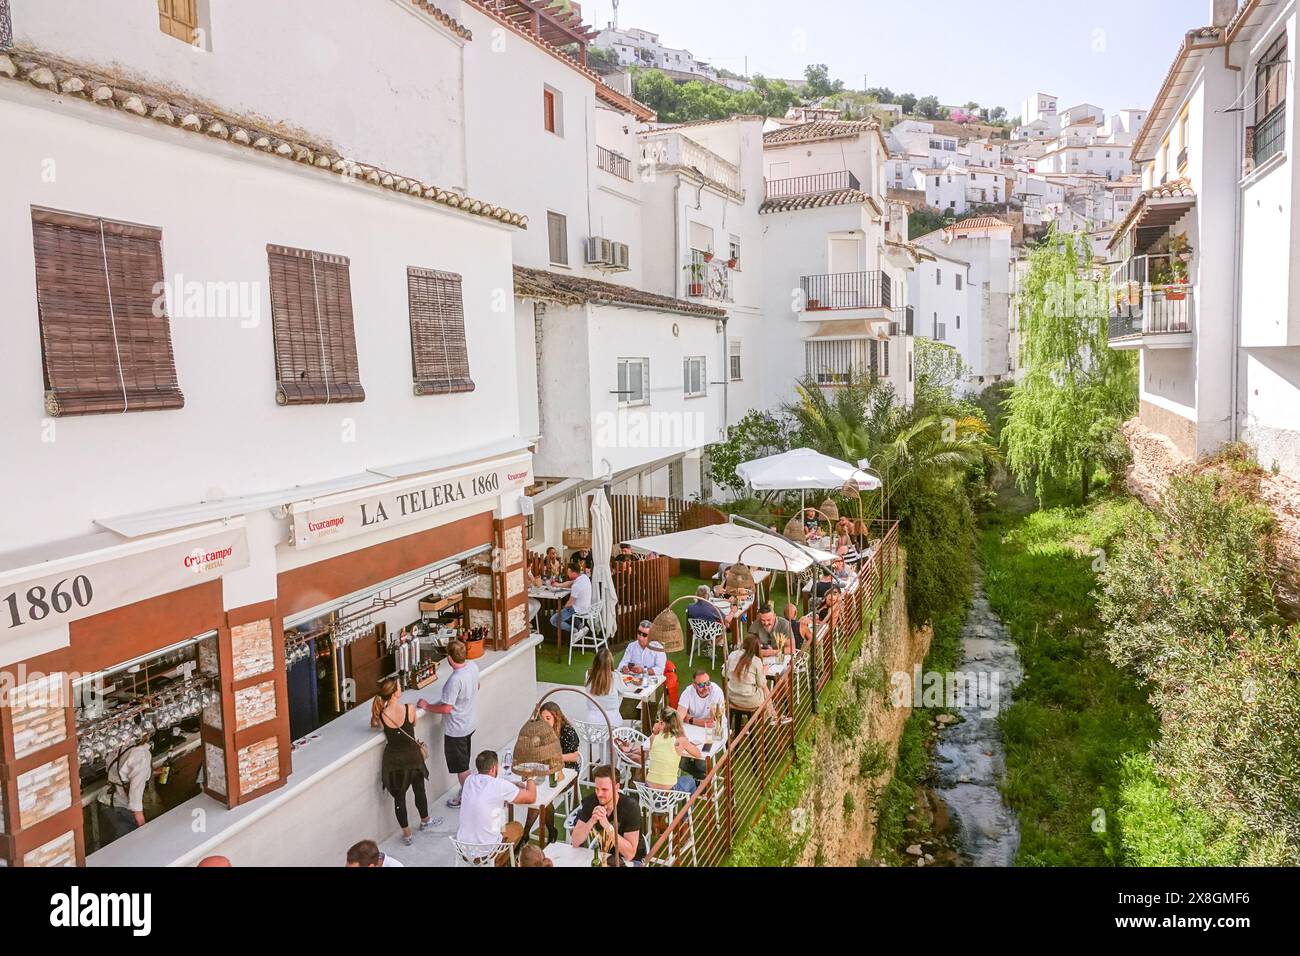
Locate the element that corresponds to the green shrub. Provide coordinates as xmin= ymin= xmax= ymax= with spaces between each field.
xmin=1113 ymin=753 xmax=1244 ymax=866
xmin=858 ymin=741 xmax=890 ymax=778
xmin=843 ymin=791 xmax=856 ymax=817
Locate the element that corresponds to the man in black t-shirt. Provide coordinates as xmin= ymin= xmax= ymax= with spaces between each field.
xmin=571 ymin=766 xmax=646 ymax=865
xmin=612 ymin=543 xmax=640 ymax=569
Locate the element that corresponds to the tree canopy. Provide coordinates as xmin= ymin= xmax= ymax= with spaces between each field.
xmin=631 ymin=69 xmax=798 ymax=123
xmin=1001 ymin=226 xmax=1137 ymax=502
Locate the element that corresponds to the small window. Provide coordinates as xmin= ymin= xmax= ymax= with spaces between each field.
xmin=908 ymin=349 xmax=914 ymax=383
xmin=158 ymin=0 xmax=199 ymax=44
xmin=683 ymin=356 xmax=707 ymax=397
xmin=547 ymin=212 xmax=569 ymax=266
xmin=617 ymin=357 xmax=649 ymax=406
xmin=936 ymin=269 xmax=942 ymax=285
xmin=267 ymin=245 xmax=365 ymax=405
xmin=956 ymin=314 xmax=961 ymax=329
xmin=728 ymin=339 xmax=742 ymax=381
xmin=543 ymin=86 xmax=563 ymax=135
xmin=407 ymin=267 xmax=473 ymax=395
xmin=881 ymin=339 xmax=890 ymax=377
xmin=936 ymin=322 xmax=946 ymax=341
xmin=728 ymin=235 xmax=741 ymax=265
xmin=31 ymin=208 xmax=185 ymax=416
xmin=956 ymin=274 xmax=962 ymax=290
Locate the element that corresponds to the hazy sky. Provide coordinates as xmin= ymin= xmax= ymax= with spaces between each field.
xmin=582 ymin=0 xmax=1204 ymax=116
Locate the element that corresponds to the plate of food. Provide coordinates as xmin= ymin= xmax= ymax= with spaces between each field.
xmin=512 ymin=761 xmax=550 ymax=778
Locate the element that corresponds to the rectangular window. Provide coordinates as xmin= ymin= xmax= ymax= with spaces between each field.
xmin=1253 ymin=34 xmax=1288 ymax=165
xmin=683 ymin=356 xmax=707 ymax=397
xmin=30 ymin=207 xmax=185 ymax=416
xmin=543 ymin=86 xmax=563 ymax=135
xmin=728 ymin=338 xmax=742 ymax=381
xmin=936 ymin=322 xmax=946 ymax=341
xmin=158 ymin=0 xmax=198 ymax=44
xmin=547 ymin=212 xmax=568 ymax=266
xmin=956 ymin=314 xmax=961 ymax=329
xmin=266 ymin=244 xmax=365 ymax=405
xmin=688 ymin=221 xmax=714 ymax=255
xmin=617 ymin=357 xmax=649 ymax=406
xmin=908 ymin=349 xmax=914 ymax=383
xmin=407 ymin=267 xmax=473 ymax=395
xmin=956 ymin=274 xmax=962 ymax=290
xmin=881 ymin=338 xmax=890 ymax=378
xmin=936 ymin=268 xmax=942 ymax=285
xmin=729 ymin=235 xmax=741 ymax=265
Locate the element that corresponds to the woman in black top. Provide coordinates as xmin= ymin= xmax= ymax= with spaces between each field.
xmin=372 ymin=677 xmax=432 ymax=846
xmin=524 ymin=702 xmax=581 ymax=845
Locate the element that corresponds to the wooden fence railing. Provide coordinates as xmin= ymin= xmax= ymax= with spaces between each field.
xmin=610 ymin=495 xmax=727 ymax=545
xmin=642 ymin=520 xmax=901 ymax=867
xmin=526 ymin=551 xmax=671 ymax=645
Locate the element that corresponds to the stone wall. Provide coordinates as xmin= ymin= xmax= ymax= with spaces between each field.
xmin=795 ymin=558 xmax=930 ymax=866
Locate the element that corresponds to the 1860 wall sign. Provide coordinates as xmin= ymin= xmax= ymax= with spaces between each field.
xmin=290 ymin=460 xmax=532 ymax=548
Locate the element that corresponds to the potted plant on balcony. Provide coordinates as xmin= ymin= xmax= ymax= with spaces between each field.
xmin=683 ymin=259 xmax=706 ymax=297
xmin=727 ymin=255 xmax=738 ymax=269
xmin=702 ymin=249 xmax=715 ymax=263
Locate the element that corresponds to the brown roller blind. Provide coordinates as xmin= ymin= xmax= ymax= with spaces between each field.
xmin=407 ymin=267 xmax=474 ymax=395
xmin=30 ymin=207 xmax=185 ymax=417
xmin=267 ymin=245 xmax=365 ymax=405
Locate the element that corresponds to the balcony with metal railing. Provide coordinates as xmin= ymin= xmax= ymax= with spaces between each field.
xmin=764 ymin=169 xmax=861 ymax=200
xmin=640 ymin=130 xmax=743 ymax=197
xmin=596 ymin=145 xmax=633 ymax=181
xmin=1109 ymin=286 xmax=1194 ymax=348
xmin=800 ymin=270 xmax=891 ymax=312
xmin=683 ymin=249 xmax=734 ymax=302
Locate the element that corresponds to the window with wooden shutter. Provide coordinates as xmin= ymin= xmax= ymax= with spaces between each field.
xmin=266 ymin=244 xmax=366 ymax=405
xmin=543 ymin=88 xmax=557 ymax=133
xmin=158 ymin=0 xmax=198 ymax=44
xmin=30 ymin=207 xmax=185 ymax=417
xmin=407 ymin=267 xmax=474 ymax=395
xmin=547 ymin=212 xmax=569 ymax=265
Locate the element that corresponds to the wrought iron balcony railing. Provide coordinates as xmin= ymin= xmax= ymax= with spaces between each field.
xmin=801 ymin=270 xmax=891 ymax=311
xmin=765 ymin=169 xmax=860 ymax=200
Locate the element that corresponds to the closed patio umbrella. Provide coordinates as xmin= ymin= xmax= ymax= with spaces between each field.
xmin=589 ymin=487 xmax=618 ymax=639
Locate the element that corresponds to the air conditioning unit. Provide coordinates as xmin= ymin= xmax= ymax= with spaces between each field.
xmin=585 ymin=236 xmax=613 ymax=265
xmin=610 ymin=242 xmax=631 ymax=271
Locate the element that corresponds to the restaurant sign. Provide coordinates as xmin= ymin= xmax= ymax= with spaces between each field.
xmin=290 ymin=459 xmax=533 ymax=549
xmin=0 ymin=524 xmax=249 ymax=637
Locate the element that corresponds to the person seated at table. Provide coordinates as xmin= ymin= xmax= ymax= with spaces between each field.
xmin=540 ymin=547 xmax=564 ymax=580
xmin=585 ymin=647 xmax=624 ymax=727
xmin=782 ymin=601 xmax=804 ymax=649
xmin=612 ymin=543 xmax=639 ymax=569
xmin=549 ymin=560 xmax=591 ymax=638
xmin=619 ymin=621 xmax=666 ymax=675
xmin=831 ymin=555 xmax=855 ymax=588
xmin=570 ymin=548 xmax=593 ymax=570
xmin=677 ymin=669 xmax=726 ymax=730
xmin=571 ymin=765 xmax=646 ymax=865
xmin=725 ymin=634 xmax=770 ymax=733
xmin=646 ymin=709 xmax=703 ymax=795
xmin=687 ymin=585 xmax=735 ymax=631
xmin=518 ymin=844 xmax=553 ymax=867
xmin=803 ymin=508 xmax=820 ymax=534
xmin=748 ymin=604 xmax=793 ymax=659
xmin=819 ymin=587 xmax=843 ymax=629
xmin=519 ymin=702 xmax=581 ymax=847
xmin=457 ymin=750 xmax=536 ymax=864
xmin=835 ymin=516 xmax=854 ymax=543
xmin=812 ymin=568 xmax=837 ymax=602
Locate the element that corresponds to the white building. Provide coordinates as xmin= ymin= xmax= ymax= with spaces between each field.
xmin=910 ymin=217 xmax=1015 ymax=389
xmin=595 ymin=24 xmax=717 ymax=82
xmin=760 ymin=120 xmax=920 ymax=407
xmin=1108 ymin=0 xmax=1300 ymax=479
xmin=1018 ymin=91 xmax=1060 ymax=137
xmin=913 ymin=164 xmax=1012 ymax=215
xmin=0 ymin=0 xmax=541 ymax=868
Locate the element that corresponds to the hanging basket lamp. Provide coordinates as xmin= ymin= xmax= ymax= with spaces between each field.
xmin=783 ymin=516 xmax=807 ymax=543
xmin=723 ymin=561 xmax=757 ymax=594
xmin=512 ymin=711 xmax=564 ymax=775
xmin=819 ymin=497 xmax=839 ymax=522
xmin=649 ymin=595 xmax=704 ymax=653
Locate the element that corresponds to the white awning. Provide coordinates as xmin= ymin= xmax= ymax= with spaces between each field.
xmin=622 ymin=523 xmax=835 ymax=573
xmin=736 ymin=447 xmax=882 ymax=491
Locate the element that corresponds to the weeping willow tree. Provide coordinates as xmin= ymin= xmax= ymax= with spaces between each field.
xmin=1003 ymin=227 xmax=1137 ymax=503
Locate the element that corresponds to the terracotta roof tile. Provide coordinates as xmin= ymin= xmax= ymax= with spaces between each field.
xmin=763 ymin=119 xmax=881 ymax=145
xmin=513 ymin=266 xmax=726 ymax=318
xmin=759 ymin=189 xmax=877 ymax=214
xmin=0 ymin=49 xmax=527 ymax=228
xmin=407 ymin=0 xmax=473 ymax=39
xmin=945 ymin=216 xmax=1013 ymax=232
xmin=1107 ymin=177 xmax=1197 ymax=249
xmin=464 ymin=1 xmax=656 ymax=122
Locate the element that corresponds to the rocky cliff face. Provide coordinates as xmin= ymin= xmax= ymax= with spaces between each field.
xmin=795 ymin=560 xmax=929 ymax=866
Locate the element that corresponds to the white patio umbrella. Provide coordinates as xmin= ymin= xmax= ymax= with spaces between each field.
xmin=735 ymin=447 xmax=882 ymax=492
xmin=589 ymin=487 xmax=618 ymax=639
xmin=622 ymin=523 xmax=836 ymax=573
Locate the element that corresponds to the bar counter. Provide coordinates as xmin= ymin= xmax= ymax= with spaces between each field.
xmin=89 ymin=636 xmax=541 ymax=867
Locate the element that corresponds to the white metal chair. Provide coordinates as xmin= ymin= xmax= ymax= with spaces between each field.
xmin=450 ymin=837 xmax=516 ymax=868
xmin=573 ymin=720 xmax=612 ymax=794
xmin=611 ymin=726 xmax=648 ymax=786
xmin=688 ymin=617 xmax=727 ymax=668
xmin=568 ymin=599 xmax=610 ymax=666
xmin=634 ymin=782 xmax=696 ymax=866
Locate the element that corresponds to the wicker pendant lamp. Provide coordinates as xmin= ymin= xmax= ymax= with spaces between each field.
xmin=783 ymin=516 xmax=807 ymax=543
xmin=648 ymin=605 xmax=685 ymax=653
xmin=723 ymin=561 xmax=757 ymax=594
xmin=512 ymin=711 xmax=564 ymax=774
xmin=819 ymin=497 xmax=839 ymax=522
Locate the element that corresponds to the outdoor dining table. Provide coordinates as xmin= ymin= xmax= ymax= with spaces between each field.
xmin=505 ymin=766 xmax=578 ymax=849
xmin=710 ymin=595 xmax=754 ymax=649
xmin=543 ymin=841 xmax=591 ymax=867
xmin=528 ymin=584 xmax=571 ymax=650
xmin=617 ymin=671 xmax=667 ymax=734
